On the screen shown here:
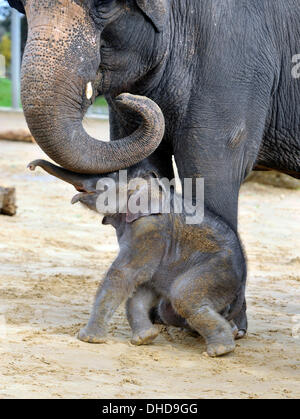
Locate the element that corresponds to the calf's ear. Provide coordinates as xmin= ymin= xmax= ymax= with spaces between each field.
xmin=7 ymin=0 xmax=25 ymax=14
xmin=135 ymin=0 xmax=168 ymax=32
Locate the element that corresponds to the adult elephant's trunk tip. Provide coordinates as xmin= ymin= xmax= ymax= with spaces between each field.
xmin=114 ymin=92 xmax=165 ymax=146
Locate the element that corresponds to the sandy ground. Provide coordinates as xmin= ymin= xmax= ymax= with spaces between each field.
xmin=0 ymin=136 xmax=299 ymax=399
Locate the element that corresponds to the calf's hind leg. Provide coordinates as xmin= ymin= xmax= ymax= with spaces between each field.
xmin=171 ymin=269 xmax=236 ymax=357
xmin=126 ymin=286 xmax=159 ymax=346
xmin=187 ymin=306 xmax=235 ymax=357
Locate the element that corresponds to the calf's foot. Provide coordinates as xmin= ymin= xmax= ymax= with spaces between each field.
xmin=183 ymin=305 xmax=236 ymax=358
xmin=78 ymin=324 xmax=107 ymax=344
xmin=206 ymin=334 xmax=236 ymax=357
xmin=131 ymin=326 xmax=159 ymax=346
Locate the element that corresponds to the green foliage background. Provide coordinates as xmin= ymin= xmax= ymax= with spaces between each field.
xmin=0 ymin=77 xmax=107 ymax=109
xmin=0 ymin=77 xmax=12 ymax=107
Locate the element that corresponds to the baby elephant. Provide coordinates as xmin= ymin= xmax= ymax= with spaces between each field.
xmin=29 ymin=159 xmax=246 ymax=357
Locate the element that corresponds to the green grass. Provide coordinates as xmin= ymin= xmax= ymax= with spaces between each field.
xmin=94 ymin=96 xmax=108 ymax=107
xmin=0 ymin=77 xmax=13 ymax=107
xmin=0 ymin=77 xmax=108 ymax=109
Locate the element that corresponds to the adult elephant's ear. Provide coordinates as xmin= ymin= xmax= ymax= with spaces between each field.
xmin=7 ymin=0 xmax=25 ymax=14
xmin=136 ymin=0 xmax=168 ymax=32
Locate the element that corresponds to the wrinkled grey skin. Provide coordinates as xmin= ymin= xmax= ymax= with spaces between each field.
xmin=28 ymin=159 xmax=246 ymax=357
xmin=10 ymin=0 xmax=300 ymax=337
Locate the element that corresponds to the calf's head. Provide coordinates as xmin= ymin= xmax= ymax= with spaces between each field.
xmin=28 ymin=159 xmax=168 ymax=224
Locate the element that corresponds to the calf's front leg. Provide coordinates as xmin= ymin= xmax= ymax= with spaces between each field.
xmin=78 ymin=253 xmax=157 ymax=344
xmin=126 ymin=285 xmax=159 ymax=346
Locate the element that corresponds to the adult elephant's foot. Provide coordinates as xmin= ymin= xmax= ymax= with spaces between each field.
xmin=235 ymin=329 xmax=247 ymax=340
xmin=131 ymin=326 xmax=159 ymax=346
xmin=232 ymin=299 xmax=248 ymax=340
xmin=230 ymin=320 xmax=247 ymax=340
xmin=78 ymin=324 xmax=107 ymax=344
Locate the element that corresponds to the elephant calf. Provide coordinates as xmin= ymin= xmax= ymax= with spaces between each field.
xmin=29 ymin=159 xmax=246 ymax=357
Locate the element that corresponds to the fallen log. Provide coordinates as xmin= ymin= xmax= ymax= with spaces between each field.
xmin=0 ymin=187 xmax=17 ymax=216
xmin=0 ymin=129 xmax=34 ymax=143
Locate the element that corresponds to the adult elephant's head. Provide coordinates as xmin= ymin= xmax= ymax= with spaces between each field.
xmin=8 ymin=0 xmax=169 ymax=174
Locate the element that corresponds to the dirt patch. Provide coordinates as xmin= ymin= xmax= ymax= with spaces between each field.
xmin=246 ymin=171 xmax=300 ymax=190
xmin=0 ymin=140 xmax=299 ymax=399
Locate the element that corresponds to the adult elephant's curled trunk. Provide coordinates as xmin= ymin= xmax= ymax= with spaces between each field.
xmin=20 ymin=1 xmax=165 ymax=174
xmin=21 ymin=82 xmax=165 ymax=174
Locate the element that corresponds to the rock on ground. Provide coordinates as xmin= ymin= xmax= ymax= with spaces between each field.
xmin=0 ymin=186 xmax=17 ymax=216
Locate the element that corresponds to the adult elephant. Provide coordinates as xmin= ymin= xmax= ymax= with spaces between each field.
xmin=8 ymin=0 xmax=300 ymax=337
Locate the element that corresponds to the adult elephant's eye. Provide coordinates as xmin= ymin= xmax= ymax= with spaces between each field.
xmin=92 ymin=0 xmax=118 ymax=25
xmin=94 ymin=0 xmax=115 ymax=7
xmin=93 ymin=0 xmax=116 ymax=14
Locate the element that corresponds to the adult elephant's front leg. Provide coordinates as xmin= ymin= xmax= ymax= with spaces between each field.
xmin=175 ymin=127 xmax=256 ymax=230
